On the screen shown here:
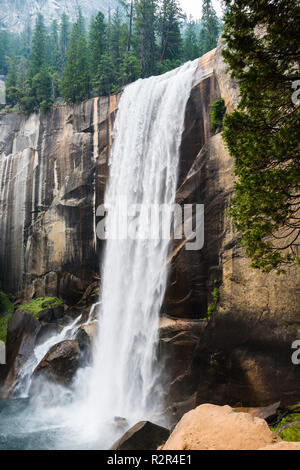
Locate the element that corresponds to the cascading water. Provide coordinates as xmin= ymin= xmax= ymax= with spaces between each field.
xmin=82 ymin=59 xmax=199 ymax=438
xmin=0 ymin=60 xmax=198 ymax=450
xmin=13 ymin=315 xmax=82 ymax=398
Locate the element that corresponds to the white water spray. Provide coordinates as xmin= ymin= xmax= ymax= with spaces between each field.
xmin=14 ymin=315 xmax=82 ymax=397
xmin=84 ymin=60 xmax=198 ymax=436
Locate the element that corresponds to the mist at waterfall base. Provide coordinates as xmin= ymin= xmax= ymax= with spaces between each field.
xmin=0 ymin=60 xmax=198 ymax=450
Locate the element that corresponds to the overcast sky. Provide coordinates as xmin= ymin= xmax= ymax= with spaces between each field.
xmin=179 ymin=0 xmax=223 ymax=19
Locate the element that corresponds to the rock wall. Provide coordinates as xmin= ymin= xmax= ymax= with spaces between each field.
xmin=162 ymin=44 xmax=300 ymax=422
xmin=0 ymin=96 xmax=118 ymax=303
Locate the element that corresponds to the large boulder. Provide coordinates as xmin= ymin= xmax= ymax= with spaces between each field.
xmin=1 ymin=310 xmax=41 ymax=398
xmin=111 ymin=421 xmax=170 ymax=451
xmin=37 ymin=305 xmax=65 ymax=323
xmin=32 ymin=340 xmax=80 ymax=386
xmin=162 ymin=404 xmax=280 ymax=450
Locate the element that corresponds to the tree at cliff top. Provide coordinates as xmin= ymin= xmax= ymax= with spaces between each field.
xmin=134 ymin=0 xmax=158 ymax=77
xmin=183 ymin=19 xmax=200 ymax=61
xmin=199 ymin=0 xmax=220 ymax=56
xmin=222 ymin=0 xmax=300 ymax=273
xmin=28 ymin=14 xmax=46 ymax=79
xmin=60 ymin=22 xmax=90 ymax=103
xmin=59 ymin=12 xmax=71 ymax=71
xmin=158 ymin=0 xmax=183 ymax=64
xmin=89 ymin=12 xmax=108 ymax=75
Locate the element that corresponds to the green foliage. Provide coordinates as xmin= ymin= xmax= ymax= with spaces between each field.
xmin=183 ymin=20 xmax=200 ymax=61
xmin=92 ymin=53 xmax=116 ymax=96
xmin=210 ymin=98 xmax=226 ymax=133
xmin=271 ymin=408 xmax=300 ymax=442
xmin=207 ymin=281 xmax=220 ymax=318
xmin=60 ymin=22 xmax=90 ymax=103
xmin=0 ymin=290 xmax=14 ymax=316
xmin=222 ymin=0 xmax=300 ymax=273
xmin=0 ymin=313 xmax=13 ymax=343
xmin=32 ymin=64 xmax=53 ymax=110
xmin=158 ymin=0 xmax=183 ymax=62
xmin=29 ymin=13 xmax=46 ymax=79
xmin=17 ymin=297 xmax=63 ymax=318
xmin=199 ymin=0 xmax=220 ymax=56
xmin=89 ymin=12 xmax=107 ymax=75
xmin=1 ymin=0 xmax=210 ymax=109
xmin=0 ymin=290 xmax=14 ymax=343
xmin=120 ymin=53 xmax=141 ymax=85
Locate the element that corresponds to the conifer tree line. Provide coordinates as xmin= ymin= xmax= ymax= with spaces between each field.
xmin=0 ymin=0 xmax=221 ymax=112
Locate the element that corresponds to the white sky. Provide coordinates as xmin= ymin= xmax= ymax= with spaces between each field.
xmin=179 ymin=0 xmax=223 ymax=19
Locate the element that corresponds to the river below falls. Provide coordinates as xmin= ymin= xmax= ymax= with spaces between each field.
xmin=0 ymin=398 xmax=123 ymax=450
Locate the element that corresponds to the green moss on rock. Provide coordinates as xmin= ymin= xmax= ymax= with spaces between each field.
xmin=17 ymin=297 xmax=63 ymax=319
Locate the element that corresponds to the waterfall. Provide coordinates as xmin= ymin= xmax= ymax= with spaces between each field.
xmin=83 ymin=60 xmax=198 ymax=437
xmin=0 ymin=61 xmax=198 ymax=451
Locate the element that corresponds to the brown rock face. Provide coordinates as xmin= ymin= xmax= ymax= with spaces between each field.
xmin=163 ymin=404 xmax=280 ymax=450
xmin=1 ymin=310 xmax=41 ymax=398
xmin=0 ymin=96 xmax=118 ymax=304
xmin=32 ymin=339 xmax=80 ymax=386
xmin=162 ymin=45 xmax=300 ymax=414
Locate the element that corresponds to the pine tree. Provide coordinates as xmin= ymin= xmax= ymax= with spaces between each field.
xmin=49 ymin=20 xmax=60 ymax=72
xmin=6 ymin=55 xmax=17 ymax=88
xmin=111 ymin=8 xmax=129 ymax=75
xmin=89 ymin=12 xmax=107 ymax=74
xmin=21 ymin=22 xmax=32 ymax=59
xmin=120 ymin=52 xmax=141 ymax=86
xmin=158 ymin=0 xmax=182 ymax=63
xmin=60 ymin=23 xmax=90 ymax=103
xmin=134 ymin=0 xmax=157 ymax=77
xmin=16 ymin=56 xmax=27 ymax=93
xmin=93 ymin=53 xmax=116 ymax=96
xmin=29 ymin=14 xmax=46 ymax=79
xmin=6 ymin=56 xmax=20 ymax=106
xmin=183 ymin=19 xmax=200 ymax=61
xmin=199 ymin=0 xmax=220 ymax=56
xmin=222 ymin=0 xmax=300 ymax=272
xmin=59 ymin=13 xmax=70 ymax=71
xmin=32 ymin=63 xmax=52 ymax=110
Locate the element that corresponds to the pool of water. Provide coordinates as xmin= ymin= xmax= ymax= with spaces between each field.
xmin=0 ymin=397 xmax=124 ymax=450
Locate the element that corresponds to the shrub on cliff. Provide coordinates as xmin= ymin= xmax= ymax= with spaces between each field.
xmin=222 ymin=0 xmax=300 ymax=273
xmin=0 ymin=290 xmax=14 ymax=343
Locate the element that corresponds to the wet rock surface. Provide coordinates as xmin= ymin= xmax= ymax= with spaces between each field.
xmin=111 ymin=421 xmax=170 ymax=451
xmin=1 ymin=311 xmax=41 ymax=398
xmin=32 ymin=340 xmax=80 ymax=386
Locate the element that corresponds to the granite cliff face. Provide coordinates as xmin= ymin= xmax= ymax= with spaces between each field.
xmin=0 ymin=45 xmax=299 ymax=414
xmin=0 ymin=96 xmax=118 ymax=303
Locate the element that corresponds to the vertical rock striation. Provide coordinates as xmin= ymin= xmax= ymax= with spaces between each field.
xmin=0 ymin=96 xmax=118 ymax=303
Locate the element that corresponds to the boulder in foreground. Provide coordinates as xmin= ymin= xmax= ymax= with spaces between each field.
xmin=32 ymin=340 xmax=80 ymax=386
xmin=111 ymin=421 xmax=170 ymax=451
xmin=163 ymin=404 xmax=280 ymax=450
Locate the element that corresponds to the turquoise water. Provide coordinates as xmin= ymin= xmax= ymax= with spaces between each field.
xmin=0 ymin=399 xmax=60 ymax=450
xmin=0 ymin=397 xmax=125 ymax=450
